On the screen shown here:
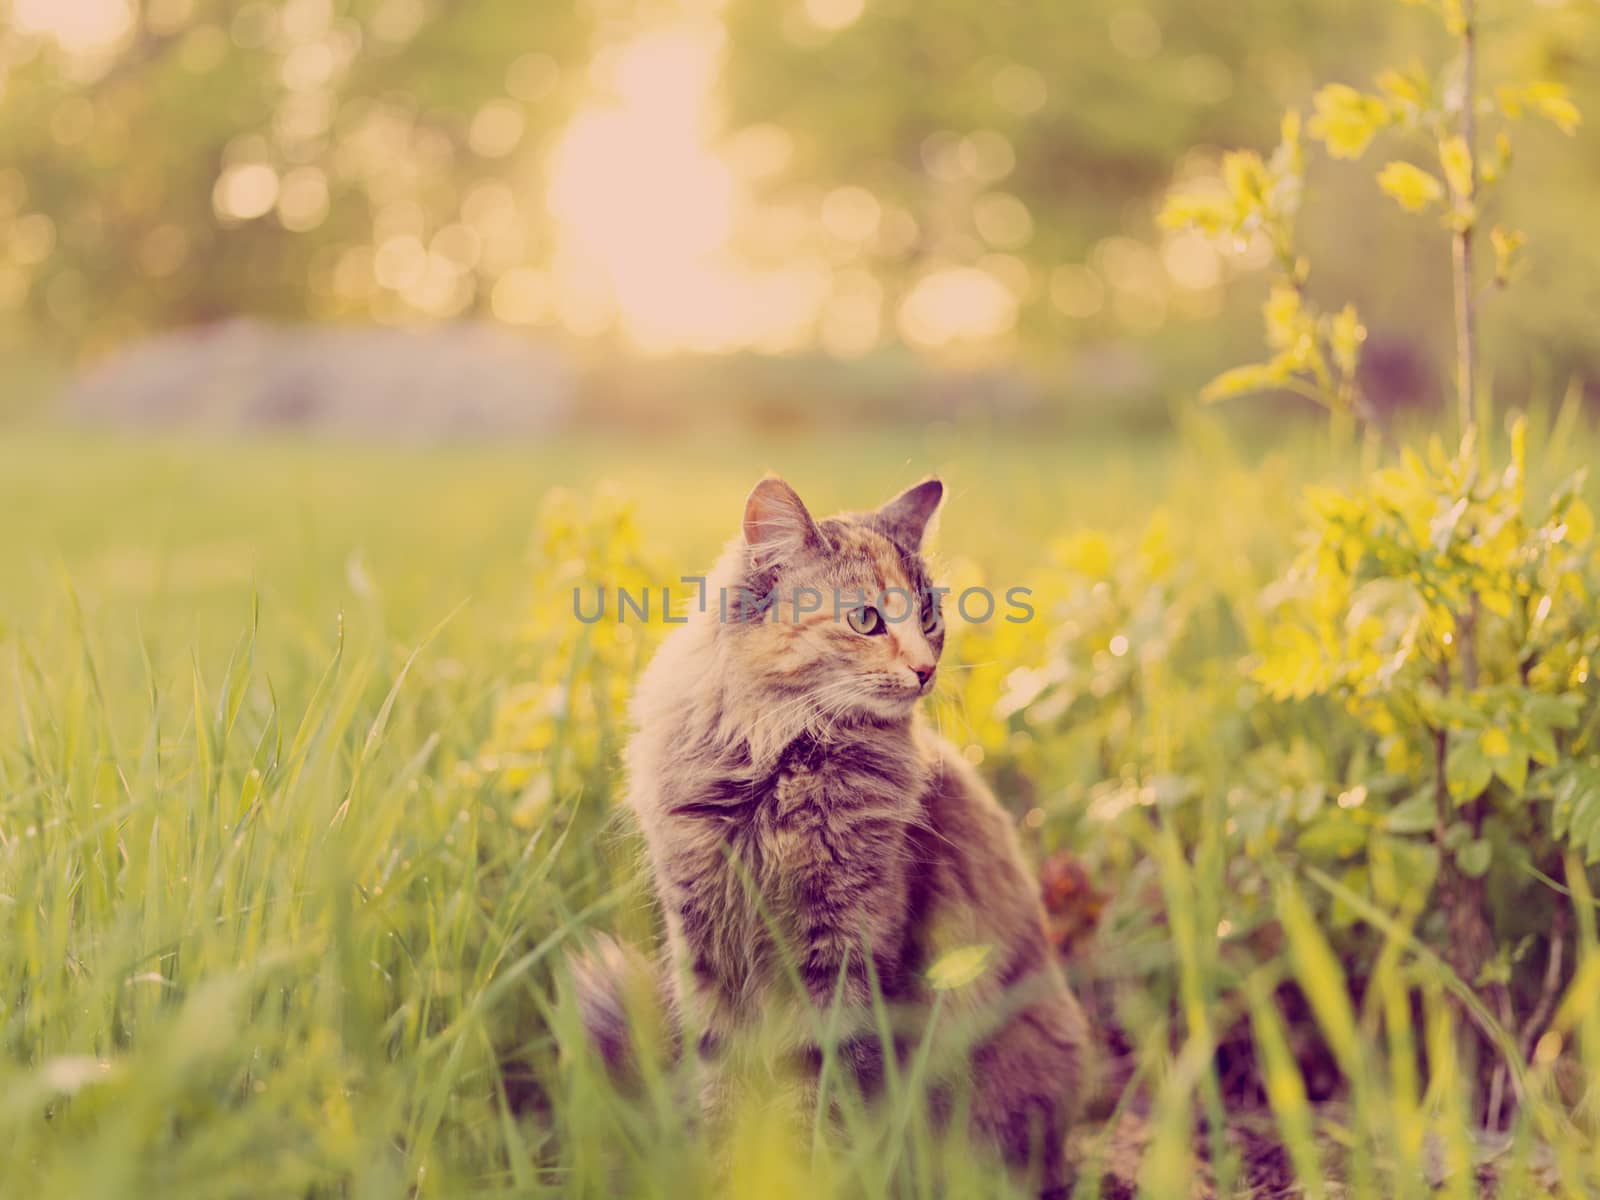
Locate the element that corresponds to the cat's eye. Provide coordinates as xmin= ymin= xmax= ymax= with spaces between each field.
xmin=920 ymin=603 xmax=942 ymax=636
xmin=847 ymin=605 xmax=885 ymax=636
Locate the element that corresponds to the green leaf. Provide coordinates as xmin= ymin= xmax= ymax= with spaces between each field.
xmin=1525 ymin=722 xmax=1560 ymax=767
xmin=1446 ymin=736 xmax=1491 ymax=802
xmin=1385 ymin=792 xmax=1437 ymax=835
xmin=1296 ymin=815 xmax=1369 ymax=860
xmin=1308 ymin=84 xmax=1391 ymax=159
xmin=1376 ymin=66 xmax=1429 ymax=116
xmin=1478 ymin=948 xmax=1512 ymax=988
xmin=1199 ymin=361 xmax=1289 ymax=404
xmin=1254 ymin=620 xmax=1333 ymax=700
xmin=1158 ymin=190 xmax=1233 ymax=235
xmin=1222 ymin=149 xmax=1272 ymax=211
xmin=1371 ymin=836 xmax=1440 ymax=908
xmin=1377 ymin=161 xmax=1444 ymax=212
xmin=1481 ymin=727 xmax=1529 ymax=796
xmin=1549 ymin=766 xmax=1578 ymax=841
xmin=1526 ymin=694 xmax=1582 ymax=731
xmin=1502 ymin=83 xmax=1582 ymax=134
xmin=1457 ymin=839 xmax=1492 ymax=878
xmin=1491 ymin=752 xmax=1529 ymax=800
xmin=1526 ymin=82 xmax=1582 ymax=135
xmin=926 ymin=943 xmax=992 ymax=991
xmin=1552 ymin=764 xmax=1600 ymax=855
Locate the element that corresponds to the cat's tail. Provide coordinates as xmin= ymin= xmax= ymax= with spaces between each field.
xmin=566 ymin=934 xmax=679 ymax=1085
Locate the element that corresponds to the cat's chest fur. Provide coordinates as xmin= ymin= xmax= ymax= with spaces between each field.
xmin=649 ymin=725 xmax=934 ymax=1011
xmin=700 ymin=731 xmax=933 ymax=1000
xmin=757 ymin=736 xmax=921 ymax=876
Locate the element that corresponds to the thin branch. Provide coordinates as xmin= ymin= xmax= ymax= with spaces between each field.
xmin=1488 ymin=982 xmax=1515 ymax=1128
xmin=1452 ymin=0 xmax=1480 ymax=440
xmin=1518 ymin=900 xmax=1569 ymax=1063
xmin=1487 ymin=1061 xmax=1506 ymax=1131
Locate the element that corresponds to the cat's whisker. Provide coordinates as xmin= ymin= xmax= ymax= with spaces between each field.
xmin=806 ymin=683 xmax=870 ymax=730
xmin=741 ymin=691 xmax=819 ymax=738
xmin=818 ymin=685 xmax=871 ymax=722
xmin=788 ymin=678 xmax=866 ymax=722
xmin=742 ymin=678 xmax=868 ymax=747
xmin=743 ymin=678 xmax=857 ymax=730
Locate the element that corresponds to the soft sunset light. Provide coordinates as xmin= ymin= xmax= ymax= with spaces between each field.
xmin=13 ymin=0 xmax=134 ymax=56
xmin=542 ymin=19 xmax=1032 ymax=355
xmin=545 ymin=24 xmax=781 ymax=353
xmin=544 ymin=22 xmax=855 ymax=354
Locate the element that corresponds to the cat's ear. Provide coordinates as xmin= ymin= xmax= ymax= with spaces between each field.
xmin=743 ymin=476 xmax=820 ymax=567
xmin=876 ymin=478 xmax=943 ymax=549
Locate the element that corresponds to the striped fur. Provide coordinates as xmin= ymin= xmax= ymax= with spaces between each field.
xmin=591 ymin=477 xmax=1087 ymax=1193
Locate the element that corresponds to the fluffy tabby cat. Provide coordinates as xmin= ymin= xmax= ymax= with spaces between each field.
xmin=574 ymin=476 xmax=1087 ymax=1193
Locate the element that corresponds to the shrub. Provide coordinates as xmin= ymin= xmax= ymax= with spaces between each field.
xmin=1152 ymin=0 xmax=1595 ymax=1128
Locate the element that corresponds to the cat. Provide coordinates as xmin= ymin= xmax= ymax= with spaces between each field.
xmin=573 ymin=476 xmax=1088 ymax=1194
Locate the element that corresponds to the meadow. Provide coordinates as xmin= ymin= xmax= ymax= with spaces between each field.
xmin=0 ymin=423 xmax=1179 ymax=1198
xmin=5 ymin=411 xmax=1600 ymax=1199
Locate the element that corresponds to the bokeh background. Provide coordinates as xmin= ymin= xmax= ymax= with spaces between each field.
xmin=4 ymin=0 xmax=1598 ymax=436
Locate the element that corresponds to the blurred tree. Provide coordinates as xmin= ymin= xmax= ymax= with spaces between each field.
xmin=717 ymin=0 xmax=1398 ymax=356
xmin=717 ymin=0 xmax=1600 ymax=396
xmin=0 ymin=0 xmax=591 ymax=356
xmin=1 ymin=0 xmax=1596 ymax=404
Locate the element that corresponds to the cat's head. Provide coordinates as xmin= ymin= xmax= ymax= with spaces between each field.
xmin=726 ymin=476 xmax=946 ymax=722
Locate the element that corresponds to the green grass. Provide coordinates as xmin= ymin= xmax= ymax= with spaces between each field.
xmin=0 ymin=426 xmax=1172 ymax=1197
xmin=4 ymin=424 xmax=1599 ymax=1198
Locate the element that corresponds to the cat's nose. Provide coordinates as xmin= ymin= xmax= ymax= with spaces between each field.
xmin=912 ymin=664 xmax=936 ymax=687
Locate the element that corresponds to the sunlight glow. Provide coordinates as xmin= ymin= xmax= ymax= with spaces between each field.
xmin=213 ymin=163 xmax=280 ymax=222
xmin=14 ymin=0 xmax=134 ymax=55
xmin=546 ymin=24 xmax=819 ymax=353
xmin=544 ymin=18 xmax=1025 ymax=354
xmin=897 ymin=267 xmax=1016 ymax=348
xmin=804 ymin=0 xmax=866 ymax=33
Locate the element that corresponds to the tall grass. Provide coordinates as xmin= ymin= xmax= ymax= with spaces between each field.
xmin=2 ymin=426 xmax=1598 ymax=1197
xmin=4 ymin=589 xmax=577 ymax=1194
